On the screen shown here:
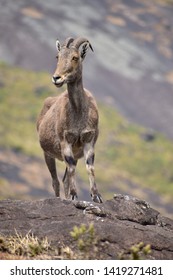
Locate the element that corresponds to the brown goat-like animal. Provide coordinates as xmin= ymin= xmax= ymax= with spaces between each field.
xmin=37 ymin=37 xmax=103 ymax=203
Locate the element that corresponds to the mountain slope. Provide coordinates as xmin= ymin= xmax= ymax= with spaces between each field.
xmin=0 ymin=63 xmax=173 ymax=217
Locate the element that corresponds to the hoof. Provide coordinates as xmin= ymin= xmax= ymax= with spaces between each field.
xmin=71 ymin=194 xmax=78 ymax=200
xmin=91 ymin=193 xmax=103 ymax=203
xmin=71 ymin=191 xmax=78 ymax=201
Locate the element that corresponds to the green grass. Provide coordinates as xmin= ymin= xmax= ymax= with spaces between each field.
xmin=1 ymin=62 xmax=173 ymax=205
xmin=0 ymin=62 xmax=57 ymax=156
xmin=96 ymin=104 xmax=173 ymax=199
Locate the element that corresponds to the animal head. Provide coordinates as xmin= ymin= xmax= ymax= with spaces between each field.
xmin=52 ymin=37 xmax=93 ymax=87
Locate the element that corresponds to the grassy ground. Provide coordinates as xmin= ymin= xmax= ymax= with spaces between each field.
xmin=0 ymin=62 xmax=173 ymax=210
xmin=0 ymin=224 xmax=151 ymax=260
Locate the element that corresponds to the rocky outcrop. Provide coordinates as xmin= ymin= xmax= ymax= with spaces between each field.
xmin=0 ymin=194 xmax=173 ymax=259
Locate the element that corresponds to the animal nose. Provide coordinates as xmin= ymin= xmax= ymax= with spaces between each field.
xmin=52 ymin=75 xmax=61 ymax=83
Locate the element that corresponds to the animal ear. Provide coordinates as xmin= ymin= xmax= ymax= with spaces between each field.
xmin=80 ymin=42 xmax=93 ymax=60
xmin=56 ymin=39 xmax=61 ymax=51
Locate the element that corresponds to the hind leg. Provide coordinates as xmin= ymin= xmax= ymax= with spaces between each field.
xmin=44 ymin=152 xmax=60 ymax=197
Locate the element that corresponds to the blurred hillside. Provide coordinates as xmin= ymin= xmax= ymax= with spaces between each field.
xmin=0 ymin=63 xmax=173 ymax=218
xmin=1 ymin=0 xmax=173 ymax=136
xmin=0 ymin=0 xmax=173 ymax=218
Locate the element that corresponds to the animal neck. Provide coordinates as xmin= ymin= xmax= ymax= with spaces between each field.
xmin=67 ymin=77 xmax=86 ymax=112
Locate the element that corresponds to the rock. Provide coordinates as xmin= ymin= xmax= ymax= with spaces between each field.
xmin=0 ymin=195 xmax=173 ymax=259
xmin=141 ymin=132 xmax=156 ymax=142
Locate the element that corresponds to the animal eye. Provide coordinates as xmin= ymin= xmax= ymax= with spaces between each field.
xmin=72 ymin=56 xmax=79 ymax=61
xmin=56 ymin=55 xmax=59 ymax=60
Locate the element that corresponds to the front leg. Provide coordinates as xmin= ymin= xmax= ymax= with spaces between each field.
xmin=62 ymin=142 xmax=78 ymax=200
xmin=84 ymin=143 xmax=103 ymax=203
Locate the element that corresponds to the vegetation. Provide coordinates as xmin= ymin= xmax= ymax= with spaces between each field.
xmin=0 ymin=230 xmax=75 ymax=260
xmin=120 ymin=242 xmax=152 ymax=260
xmin=0 ymin=62 xmax=57 ymax=156
xmin=97 ymin=103 xmax=173 ymax=202
xmin=1 ymin=62 xmax=173 ymax=208
xmin=0 ymin=230 xmax=50 ymax=258
xmin=70 ymin=223 xmax=98 ymax=259
xmin=0 ymin=224 xmax=152 ymax=260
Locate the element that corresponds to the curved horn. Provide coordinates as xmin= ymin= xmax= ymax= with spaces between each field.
xmin=64 ymin=37 xmax=74 ymax=48
xmin=72 ymin=37 xmax=93 ymax=51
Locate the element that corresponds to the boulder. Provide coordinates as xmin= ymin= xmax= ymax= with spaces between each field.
xmin=0 ymin=194 xmax=173 ymax=259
